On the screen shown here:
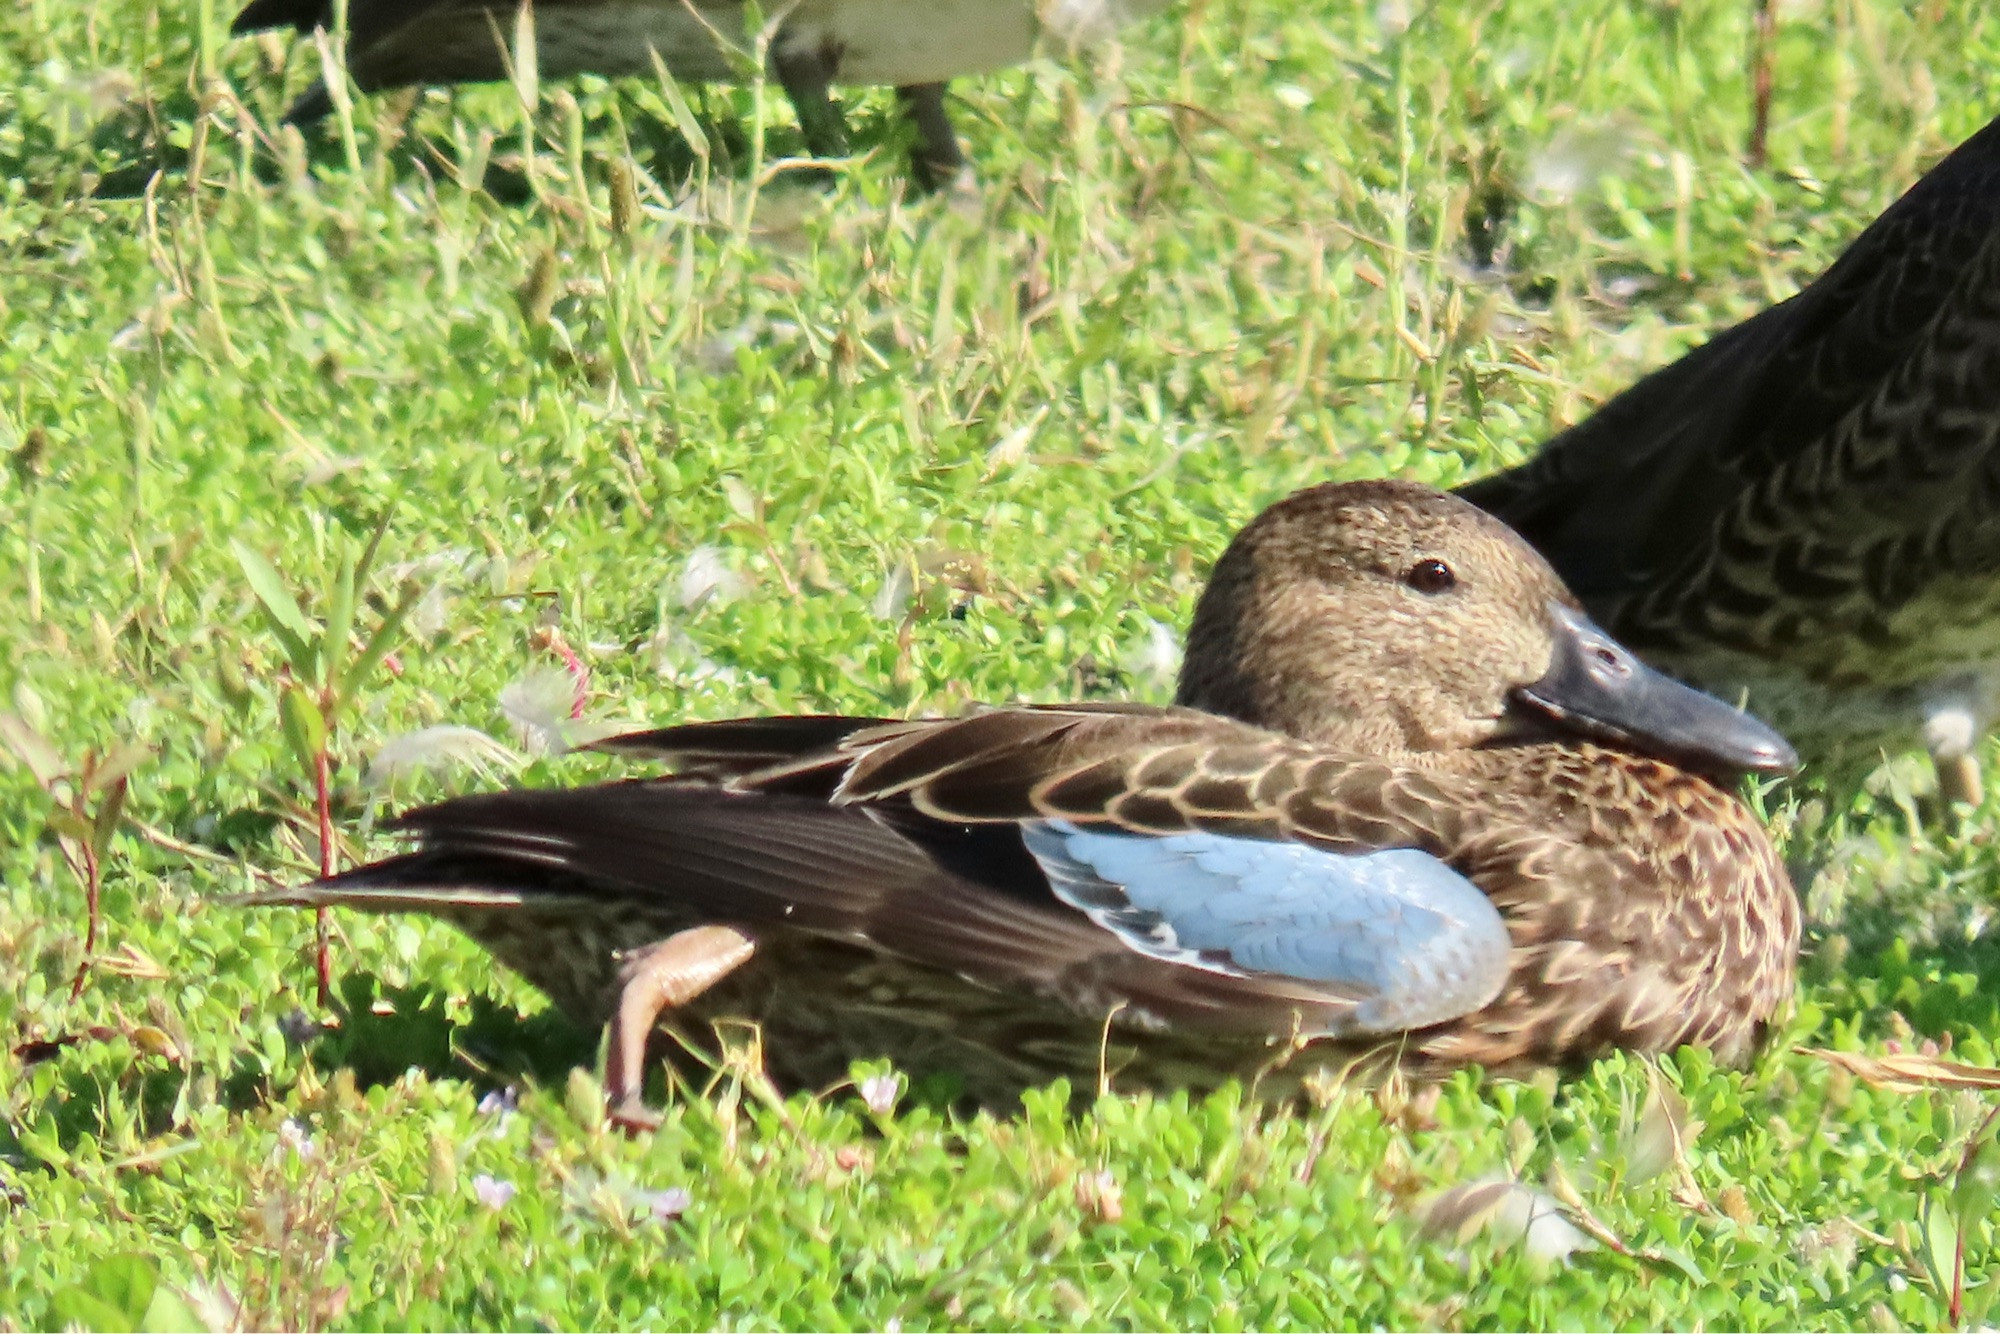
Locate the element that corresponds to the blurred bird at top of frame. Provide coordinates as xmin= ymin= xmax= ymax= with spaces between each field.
xmin=230 ymin=0 xmax=1173 ymax=188
xmin=233 ymin=480 xmax=1799 ymax=1128
xmin=1462 ymin=111 xmax=2000 ymax=812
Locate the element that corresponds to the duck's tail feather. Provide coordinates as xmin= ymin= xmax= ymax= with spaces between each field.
xmin=222 ymin=850 xmax=599 ymax=914
xmin=224 ymin=775 xmax=1360 ymax=1037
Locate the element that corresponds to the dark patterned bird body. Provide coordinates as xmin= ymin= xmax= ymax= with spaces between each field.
xmin=239 ymin=482 xmax=1800 ymax=1120
xmin=450 ymin=907 xmax=1290 ymax=1103
xmin=1462 ymin=114 xmax=2000 ymax=791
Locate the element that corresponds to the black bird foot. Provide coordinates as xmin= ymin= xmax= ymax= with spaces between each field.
xmin=897 ymin=82 xmax=974 ymax=195
xmin=772 ymin=42 xmax=851 ymax=189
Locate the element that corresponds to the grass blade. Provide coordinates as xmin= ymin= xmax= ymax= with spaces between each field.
xmin=334 ymin=582 xmax=422 ymax=716
xmin=231 ymin=539 xmax=319 ymax=675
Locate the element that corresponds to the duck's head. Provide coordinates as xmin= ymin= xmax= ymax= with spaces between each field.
xmin=1177 ymin=479 xmax=1796 ymax=776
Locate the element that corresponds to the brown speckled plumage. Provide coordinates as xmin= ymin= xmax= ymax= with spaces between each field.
xmin=237 ymin=481 xmax=1801 ymax=1111
xmin=1462 ymin=113 xmax=2000 ymax=789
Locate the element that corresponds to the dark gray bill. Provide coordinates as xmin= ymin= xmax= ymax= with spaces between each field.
xmin=1513 ymin=603 xmax=1799 ymax=776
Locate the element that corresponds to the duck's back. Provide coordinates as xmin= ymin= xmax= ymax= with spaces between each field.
xmin=1462 ymin=116 xmax=2000 ymax=764
xmin=1463 ymin=114 xmax=2000 ymax=611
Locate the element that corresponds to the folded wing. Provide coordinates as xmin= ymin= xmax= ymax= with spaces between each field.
xmin=244 ymin=707 xmax=1509 ymax=1039
xmin=1023 ymin=820 xmax=1511 ymax=1035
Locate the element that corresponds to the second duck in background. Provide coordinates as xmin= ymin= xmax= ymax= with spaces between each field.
xmin=232 ymin=0 xmax=1173 ymax=187
xmin=1464 ymin=112 xmax=2000 ymax=809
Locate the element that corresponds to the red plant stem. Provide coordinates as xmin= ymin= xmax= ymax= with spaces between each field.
xmin=69 ymin=837 xmax=101 ymax=1001
xmin=552 ymin=633 xmax=589 ymax=719
xmin=314 ymin=742 xmax=335 ymax=1009
xmin=1952 ymin=1225 xmax=1965 ymax=1326
xmin=1748 ymin=0 xmax=1775 ymax=169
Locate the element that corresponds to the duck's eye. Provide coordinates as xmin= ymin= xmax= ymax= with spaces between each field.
xmin=1406 ymin=559 xmax=1456 ymax=594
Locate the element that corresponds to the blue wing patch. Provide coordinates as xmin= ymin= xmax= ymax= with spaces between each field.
xmin=1020 ymin=820 xmax=1512 ymax=1035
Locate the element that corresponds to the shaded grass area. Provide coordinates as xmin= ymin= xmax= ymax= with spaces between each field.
xmin=6 ymin=0 xmax=2000 ymax=1327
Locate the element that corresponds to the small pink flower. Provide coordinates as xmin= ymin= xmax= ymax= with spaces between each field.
xmin=472 ymin=1174 xmax=517 ymax=1211
xmin=859 ymin=1073 xmax=901 ymax=1117
xmin=638 ymin=1187 xmax=691 ymax=1223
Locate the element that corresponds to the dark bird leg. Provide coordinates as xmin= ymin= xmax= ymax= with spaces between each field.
xmin=605 ymin=924 xmax=757 ymax=1131
xmin=1938 ymin=754 xmax=1985 ymax=817
xmin=283 ymin=83 xmax=337 ymax=125
xmin=897 ymin=82 xmax=969 ymax=192
xmin=771 ymin=43 xmax=852 ymax=168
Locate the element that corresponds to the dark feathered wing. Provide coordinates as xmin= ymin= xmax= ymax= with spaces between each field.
xmin=243 ymin=707 xmax=1505 ymax=1039
xmin=1461 ymin=113 xmax=2000 ymax=610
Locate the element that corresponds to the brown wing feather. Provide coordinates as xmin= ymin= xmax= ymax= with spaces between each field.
xmin=594 ymin=716 xmax=896 ymax=788
xmin=803 ymin=707 xmax=1470 ymax=856
xmin=240 ymin=707 xmax=1796 ymax=1072
xmin=260 ymin=743 xmax=1383 ymax=1036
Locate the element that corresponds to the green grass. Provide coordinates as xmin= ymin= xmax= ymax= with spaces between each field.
xmin=6 ymin=0 xmax=2000 ymax=1327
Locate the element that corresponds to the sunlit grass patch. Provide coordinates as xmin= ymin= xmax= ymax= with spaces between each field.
xmin=6 ymin=0 xmax=2000 ymax=1327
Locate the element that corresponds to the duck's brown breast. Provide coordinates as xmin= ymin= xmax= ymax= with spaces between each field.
xmin=1408 ymin=747 xmax=1799 ymax=1074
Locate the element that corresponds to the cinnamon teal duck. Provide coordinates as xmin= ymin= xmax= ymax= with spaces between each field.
xmin=234 ymin=480 xmax=1799 ymax=1123
xmin=231 ymin=0 xmax=1170 ymax=187
xmin=1462 ymin=112 xmax=2000 ymax=807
